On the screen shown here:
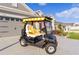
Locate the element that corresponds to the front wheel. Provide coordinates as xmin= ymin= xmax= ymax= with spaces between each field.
xmin=20 ymin=37 xmax=28 ymax=47
xmin=45 ymin=43 xmax=56 ymax=54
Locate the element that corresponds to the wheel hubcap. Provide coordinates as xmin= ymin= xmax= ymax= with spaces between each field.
xmin=21 ymin=39 xmax=25 ymax=45
xmin=48 ymin=46 xmax=55 ymax=53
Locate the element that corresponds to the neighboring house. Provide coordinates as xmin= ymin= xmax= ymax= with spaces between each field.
xmin=59 ymin=22 xmax=79 ymax=33
xmin=62 ymin=23 xmax=74 ymax=32
xmin=0 ymin=3 xmax=38 ymax=37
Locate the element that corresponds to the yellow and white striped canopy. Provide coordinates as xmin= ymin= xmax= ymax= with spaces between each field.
xmin=23 ymin=17 xmax=45 ymax=22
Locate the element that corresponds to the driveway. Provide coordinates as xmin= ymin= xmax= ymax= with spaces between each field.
xmin=0 ymin=35 xmax=79 ymax=55
xmin=56 ymin=36 xmax=79 ymax=55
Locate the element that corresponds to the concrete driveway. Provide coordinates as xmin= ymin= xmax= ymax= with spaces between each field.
xmin=0 ymin=35 xmax=79 ymax=55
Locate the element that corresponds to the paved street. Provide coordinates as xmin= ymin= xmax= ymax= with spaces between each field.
xmin=0 ymin=35 xmax=79 ymax=55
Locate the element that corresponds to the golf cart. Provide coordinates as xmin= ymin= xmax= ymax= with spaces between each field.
xmin=19 ymin=16 xmax=57 ymax=54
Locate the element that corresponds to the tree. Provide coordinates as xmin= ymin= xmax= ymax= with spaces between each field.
xmin=58 ymin=24 xmax=63 ymax=31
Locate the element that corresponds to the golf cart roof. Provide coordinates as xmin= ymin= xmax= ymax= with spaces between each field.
xmin=22 ymin=17 xmax=53 ymax=22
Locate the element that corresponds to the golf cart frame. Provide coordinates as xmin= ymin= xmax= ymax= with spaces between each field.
xmin=19 ymin=16 xmax=58 ymax=54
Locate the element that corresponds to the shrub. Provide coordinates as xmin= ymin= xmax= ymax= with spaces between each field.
xmin=62 ymin=32 xmax=68 ymax=36
xmin=55 ymin=30 xmax=63 ymax=36
xmin=54 ymin=30 xmax=68 ymax=36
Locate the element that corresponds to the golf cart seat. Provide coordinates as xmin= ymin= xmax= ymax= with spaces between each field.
xmin=21 ymin=29 xmax=34 ymax=43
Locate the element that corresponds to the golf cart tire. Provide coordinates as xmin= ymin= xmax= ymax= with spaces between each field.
xmin=45 ymin=43 xmax=56 ymax=54
xmin=20 ymin=37 xmax=28 ymax=47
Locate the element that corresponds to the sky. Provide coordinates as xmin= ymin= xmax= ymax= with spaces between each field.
xmin=27 ymin=3 xmax=79 ymax=23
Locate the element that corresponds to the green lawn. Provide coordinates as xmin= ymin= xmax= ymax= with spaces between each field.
xmin=68 ymin=32 xmax=79 ymax=40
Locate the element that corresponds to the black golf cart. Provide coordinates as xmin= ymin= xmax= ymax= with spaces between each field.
xmin=19 ymin=16 xmax=58 ymax=54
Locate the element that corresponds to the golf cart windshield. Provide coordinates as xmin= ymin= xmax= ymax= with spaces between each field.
xmin=45 ymin=21 xmax=52 ymax=34
xmin=33 ymin=21 xmax=52 ymax=34
xmin=33 ymin=21 xmax=45 ymax=33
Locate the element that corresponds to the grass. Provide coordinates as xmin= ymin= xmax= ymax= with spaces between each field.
xmin=67 ymin=32 xmax=79 ymax=40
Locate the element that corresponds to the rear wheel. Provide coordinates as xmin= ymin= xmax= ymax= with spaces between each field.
xmin=45 ymin=43 xmax=56 ymax=54
xmin=20 ymin=37 xmax=28 ymax=47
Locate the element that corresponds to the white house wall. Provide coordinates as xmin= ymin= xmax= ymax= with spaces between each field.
xmin=0 ymin=3 xmax=38 ymax=37
xmin=64 ymin=25 xmax=79 ymax=33
xmin=70 ymin=26 xmax=79 ymax=30
xmin=0 ymin=12 xmax=27 ymax=18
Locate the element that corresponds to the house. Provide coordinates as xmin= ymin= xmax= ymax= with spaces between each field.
xmin=59 ymin=22 xmax=79 ymax=33
xmin=65 ymin=23 xmax=79 ymax=33
xmin=0 ymin=3 xmax=38 ymax=37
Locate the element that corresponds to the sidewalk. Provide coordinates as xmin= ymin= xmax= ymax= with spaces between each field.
xmin=0 ymin=36 xmax=20 ymax=51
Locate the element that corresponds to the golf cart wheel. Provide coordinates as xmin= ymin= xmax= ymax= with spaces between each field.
xmin=20 ymin=37 xmax=28 ymax=47
xmin=45 ymin=43 xmax=56 ymax=54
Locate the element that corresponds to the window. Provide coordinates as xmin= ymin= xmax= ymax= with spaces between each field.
xmin=11 ymin=18 xmax=14 ymax=21
xmin=12 ymin=3 xmax=18 ymax=7
xmin=16 ymin=18 xmax=19 ymax=21
xmin=5 ymin=17 xmax=9 ymax=21
xmin=0 ymin=17 xmax=3 ymax=20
